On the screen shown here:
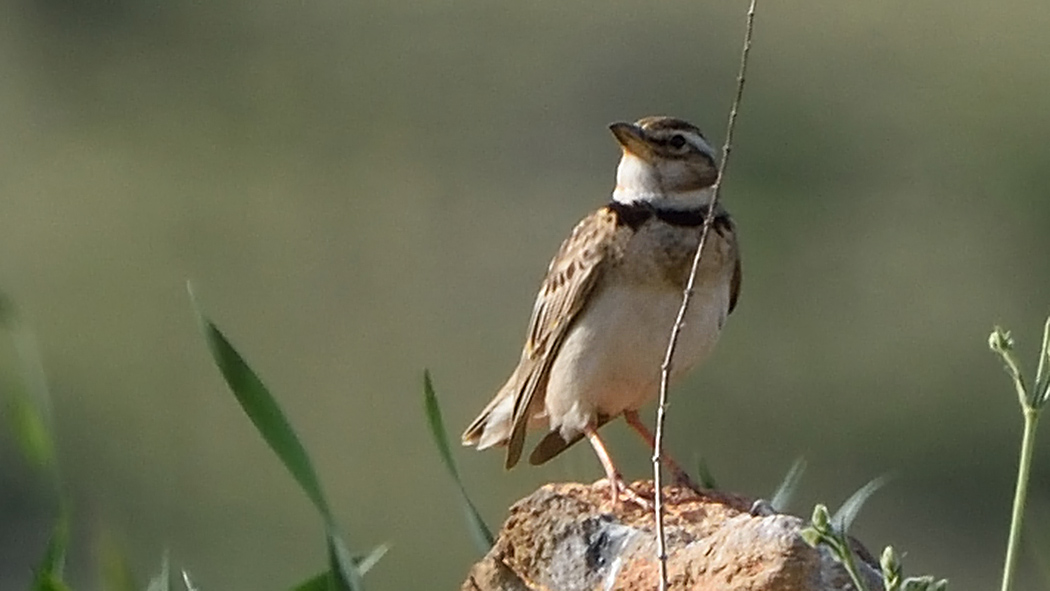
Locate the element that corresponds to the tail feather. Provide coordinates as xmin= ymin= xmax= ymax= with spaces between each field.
xmin=463 ymin=365 xmax=551 ymax=467
xmin=528 ymin=414 xmax=612 ymax=466
xmin=461 ymin=396 xmax=514 ymax=450
xmin=462 ymin=371 xmax=520 ymax=449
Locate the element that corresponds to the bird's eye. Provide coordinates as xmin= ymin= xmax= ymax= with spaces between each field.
xmin=668 ymin=134 xmax=687 ymax=149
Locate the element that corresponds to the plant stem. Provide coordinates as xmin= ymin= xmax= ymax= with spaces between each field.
xmin=835 ymin=538 xmax=870 ymax=591
xmin=1001 ymin=406 xmax=1040 ymax=591
xmin=653 ymin=2 xmax=758 ymax=589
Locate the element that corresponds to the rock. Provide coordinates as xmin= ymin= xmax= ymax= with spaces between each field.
xmin=462 ymin=481 xmax=882 ymax=591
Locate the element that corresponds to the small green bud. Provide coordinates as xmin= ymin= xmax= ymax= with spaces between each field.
xmin=811 ymin=504 xmax=831 ymax=532
xmin=799 ymin=526 xmax=822 ymax=548
xmin=989 ymin=327 xmax=1014 ymax=354
xmin=881 ymin=546 xmax=901 ymax=589
xmin=930 ymin=579 xmax=948 ymax=591
xmin=880 ymin=545 xmax=899 ymax=572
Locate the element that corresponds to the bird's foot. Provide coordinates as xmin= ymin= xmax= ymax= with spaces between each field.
xmin=598 ymin=477 xmax=654 ymax=510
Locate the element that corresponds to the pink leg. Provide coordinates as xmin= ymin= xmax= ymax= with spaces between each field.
xmin=623 ymin=410 xmax=703 ymax=491
xmin=585 ymin=425 xmax=651 ymax=507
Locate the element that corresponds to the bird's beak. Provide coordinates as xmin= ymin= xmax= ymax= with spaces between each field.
xmin=609 ymin=122 xmax=653 ymax=159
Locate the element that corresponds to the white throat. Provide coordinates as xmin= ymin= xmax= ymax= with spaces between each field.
xmin=611 ymin=152 xmax=714 ymax=210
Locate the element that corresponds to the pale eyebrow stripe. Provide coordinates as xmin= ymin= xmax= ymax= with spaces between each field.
xmin=650 ymin=130 xmax=716 ymax=160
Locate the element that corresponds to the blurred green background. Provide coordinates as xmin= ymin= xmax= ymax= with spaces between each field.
xmin=2 ymin=0 xmax=1049 ymax=589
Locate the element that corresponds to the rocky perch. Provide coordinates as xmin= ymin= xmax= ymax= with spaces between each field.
xmin=462 ymin=481 xmax=882 ymax=591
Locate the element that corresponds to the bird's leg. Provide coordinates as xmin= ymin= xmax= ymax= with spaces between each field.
xmin=584 ymin=425 xmax=650 ymax=508
xmin=623 ymin=410 xmax=704 ymax=493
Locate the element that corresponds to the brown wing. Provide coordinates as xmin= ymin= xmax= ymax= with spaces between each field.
xmin=503 ymin=207 xmax=626 ymax=468
xmin=528 ymin=414 xmax=612 ymax=465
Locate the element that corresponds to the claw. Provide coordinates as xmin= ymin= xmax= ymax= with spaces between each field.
xmin=598 ymin=477 xmax=653 ymax=510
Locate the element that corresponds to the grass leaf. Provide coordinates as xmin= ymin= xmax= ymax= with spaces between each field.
xmin=189 ymin=285 xmax=368 ymax=590
xmin=7 ymin=390 xmax=56 ymax=472
xmin=181 ymin=571 xmax=199 ymax=591
xmin=290 ymin=572 xmax=328 ymax=591
xmin=1 ymin=294 xmax=69 ymax=591
xmin=354 ymin=544 xmax=389 ymax=576
xmin=694 ymin=456 xmax=718 ymax=490
xmin=32 ymin=509 xmax=69 ymax=591
xmin=422 ymin=370 xmax=495 ymax=552
xmin=325 ymin=529 xmax=364 ymax=591
xmin=290 ymin=544 xmax=387 ymax=591
xmin=832 ymin=475 xmax=890 ymax=533
xmin=145 ymin=553 xmax=171 ymax=591
xmin=33 ymin=574 xmax=73 ymax=591
xmin=769 ymin=457 xmax=806 ymax=513
xmin=458 ymin=493 xmax=496 ymax=554
xmin=189 ymin=284 xmax=331 ymax=520
xmin=0 ymin=293 xmax=57 ymax=472
xmin=423 ymin=370 xmax=462 ymax=482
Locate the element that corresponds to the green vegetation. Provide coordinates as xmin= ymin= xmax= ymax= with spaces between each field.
xmin=799 ymin=317 xmax=1050 ymax=591
xmin=2 ymin=290 xmax=387 ymax=590
xmin=189 ymin=286 xmax=383 ymax=590
xmin=988 ymin=320 xmax=1050 ymax=591
xmin=7 ymin=290 xmax=1050 ymax=588
xmin=801 ymin=477 xmax=948 ymax=591
xmin=421 ymin=371 xmax=494 ymax=553
xmin=1 ymin=0 xmax=1048 ymax=587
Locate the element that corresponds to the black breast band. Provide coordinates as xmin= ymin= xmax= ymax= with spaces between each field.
xmin=607 ymin=200 xmax=729 ymax=232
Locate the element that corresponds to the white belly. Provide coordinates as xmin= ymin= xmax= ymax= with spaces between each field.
xmin=544 ymin=281 xmax=728 ymax=438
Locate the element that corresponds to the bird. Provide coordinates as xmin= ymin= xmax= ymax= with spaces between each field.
xmin=461 ymin=116 xmax=741 ymax=504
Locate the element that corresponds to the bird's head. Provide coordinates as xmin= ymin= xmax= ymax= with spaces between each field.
xmin=609 ymin=116 xmax=719 ymax=209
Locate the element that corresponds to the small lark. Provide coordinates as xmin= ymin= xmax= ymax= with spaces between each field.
xmin=462 ymin=116 xmax=741 ymax=503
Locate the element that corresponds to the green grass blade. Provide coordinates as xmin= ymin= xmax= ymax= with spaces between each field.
xmin=769 ymin=457 xmax=806 ymax=513
xmin=1 ymin=293 xmax=72 ymax=591
xmin=180 ymin=571 xmax=199 ymax=591
xmin=7 ymin=390 xmax=56 ymax=473
xmin=145 ymin=553 xmax=171 ymax=591
xmin=422 ymin=370 xmax=495 ymax=552
xmin=32 ymin=508 xmax=69 ymax=591
xmin=291 ymin=542 xmax=387 ymax=591
xmin=326 ymin=529 xmax=364 ymax=591
xmin=291 ymin=572 xmax=328 ymax=591
xmin=190 ymin=285 xmax=369 ymax=589
xmin=0 ymin=293 xmax=57 ymax=472
xmin=188 ymin=285 xmax=331 ymax=520
xmin=832 ymin=475 xmax=890 ymax=533
xmin=34 ymin=575 xmax=73 ymax=591
xmin=459 ymin=496 xmax=495 ymax=554
xmin=354 ymin=544 xmax=389 ymax=575
xmin=423 ymin=371 xmax=462 ymax=481
xmin=694 ymin=456 xmax=718 ymax=490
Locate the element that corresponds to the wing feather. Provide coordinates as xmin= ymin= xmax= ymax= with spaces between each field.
xmin=503 ymin=207 xmax=625 ymax=468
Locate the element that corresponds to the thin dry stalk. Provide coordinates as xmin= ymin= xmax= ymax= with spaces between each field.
xmin=652 ymin=1 xmax=760 ymax=589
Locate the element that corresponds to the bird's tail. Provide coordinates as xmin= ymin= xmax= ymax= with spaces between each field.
xmin=461 ymin=370 xmax=521 ymax=450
